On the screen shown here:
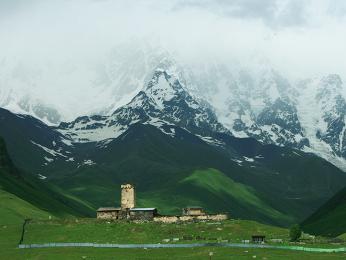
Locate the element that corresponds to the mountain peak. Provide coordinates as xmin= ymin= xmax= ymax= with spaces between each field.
xmin=57 ymin=66 xmax=228 ymax=143
xmin=144 ymin=69 xmax=185 ymax=109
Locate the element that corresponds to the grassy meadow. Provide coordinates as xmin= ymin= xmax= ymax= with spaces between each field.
xmin=0 ymin=216 xmax=345 ymax=259
xmin=23 ymin=219 xmax=289 ymax=244
xmin=0 ymin=190 xmax=345 ymax=259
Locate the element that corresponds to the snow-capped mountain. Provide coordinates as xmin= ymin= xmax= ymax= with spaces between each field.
xmin=58 ymin=68 xmax=227 ymax=143
xmin=187 ymin=63 xmax=346 ymax=171
xmin=1 ymin=43 xmax=346 ymax=171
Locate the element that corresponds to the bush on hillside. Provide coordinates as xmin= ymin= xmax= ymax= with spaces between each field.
xmin=289 ymin=224 xmax=302 ymax=242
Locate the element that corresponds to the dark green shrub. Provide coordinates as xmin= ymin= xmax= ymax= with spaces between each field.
xmin=289 ymin=224 xmax=302 ymax=242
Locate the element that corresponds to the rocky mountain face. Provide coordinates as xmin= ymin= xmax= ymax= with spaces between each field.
xmin=313 ymin=75 xmax=346 ymax=159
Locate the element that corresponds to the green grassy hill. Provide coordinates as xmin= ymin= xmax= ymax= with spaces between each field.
xmin=136 ymin=169 xmax=294 ymax=225
xmin=0 ymin=189 xmax=51 ymax=225
xmin=180 ymin=169 xmax=293 ymax=223
xmin=302 ymin=186 xmax=346 ymax=237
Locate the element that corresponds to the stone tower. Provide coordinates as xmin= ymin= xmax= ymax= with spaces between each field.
xmin=121 ymin=184 xmax=135 ymax=209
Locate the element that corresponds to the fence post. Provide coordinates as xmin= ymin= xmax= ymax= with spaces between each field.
xmin=18 ymin=218 xmax=31 ymax=245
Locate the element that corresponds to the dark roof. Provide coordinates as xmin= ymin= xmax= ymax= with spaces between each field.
xmin=252 ymin=235 xmax=266 ymax=238
xmin=130 ymin=208 xmax=157 ymax=211
xmin=97 ymin=207 xmax=121 ymax=212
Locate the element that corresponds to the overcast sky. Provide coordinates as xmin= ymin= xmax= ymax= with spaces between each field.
xmin=0 ymin=0 xmax=346 ymax=111
xmin=1 ymin=0 xmax=346 ymax=77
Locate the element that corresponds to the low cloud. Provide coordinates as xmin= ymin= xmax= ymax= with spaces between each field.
xmin=0 ymin=0 xmax=345 ymax=106
xmin=172 ymin=0 xmax=309 ymax=28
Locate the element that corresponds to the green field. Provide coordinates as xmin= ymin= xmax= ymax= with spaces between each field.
xmin=0 ymin=188 xmax=344 ymax=259
xmin=2 ymin=218 xmax=346 ymax=259
xmin=4 ymin=247 xmax=346 ymax=260
xmin=24 ymin=219 xmax=288 ymax=244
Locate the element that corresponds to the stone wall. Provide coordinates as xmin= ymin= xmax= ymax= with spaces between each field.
xmin=97 ymin=209 xmax=159 ymax=221
xmin=153 ymin=216 xmax=179 ymax=223
xmin=183 ymin=208 xmax=205 ymax=216
xmin=129 ymin=210 xmax=156 ymax=221
xmin=97 ymin=211 xmax=120 ymax=220
xmin=204 ymin=214 xmax=228 ymax=221
xmin=153 ymin=214 xmax=228 ymax=223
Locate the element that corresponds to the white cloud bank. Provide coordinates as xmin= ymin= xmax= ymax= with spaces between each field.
xmin=0 ymin=0 xmax=345 ymax=119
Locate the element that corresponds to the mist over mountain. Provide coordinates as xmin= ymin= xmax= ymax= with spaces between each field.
xmin=1 ymin=0 xmax=346 ymax=116
xmin=1 ymin=39 xmax=345 ymax=171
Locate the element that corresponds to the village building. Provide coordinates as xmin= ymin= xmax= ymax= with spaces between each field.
xmin=97 ymin=184 xmax=228 ymax=222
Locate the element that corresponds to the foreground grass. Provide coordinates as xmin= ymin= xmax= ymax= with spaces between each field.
xmin=2 ymin=218 xmax=346 ymax=259
xmin=5 ymin=247 xmax=346 ymax=260
xmin=24 ymin=219 xmax=288 ymax=244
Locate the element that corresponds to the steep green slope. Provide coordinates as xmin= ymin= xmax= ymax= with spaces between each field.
xmin=302 ymin=186 xmax=346 ymax=237
xmin=0 ymin=137 xmax=94 ymax=220
xmin=0 ymin=189 xmax=51 ymax=225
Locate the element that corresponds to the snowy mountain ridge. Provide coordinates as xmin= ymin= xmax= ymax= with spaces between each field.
xmin=1 ymin=46 xmax=346 ymax=171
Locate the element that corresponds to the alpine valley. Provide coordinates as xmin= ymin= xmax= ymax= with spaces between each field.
xmin=1 ymin=53 xmax=346 ymax=227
